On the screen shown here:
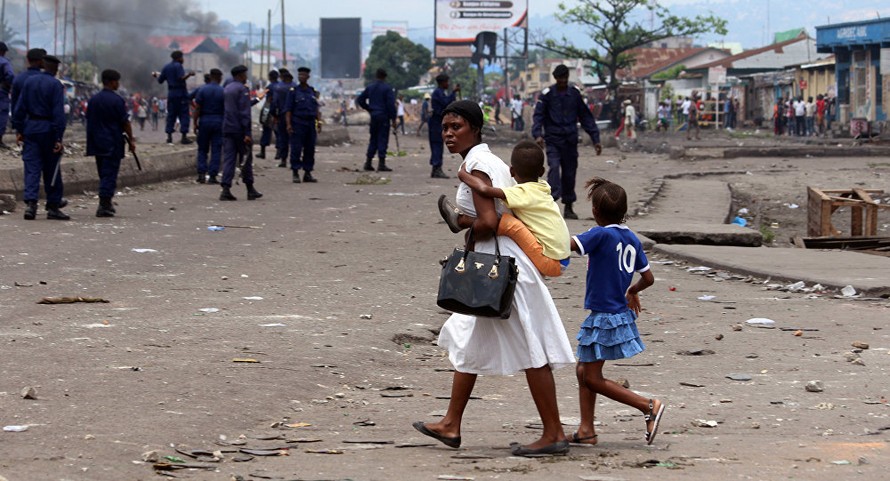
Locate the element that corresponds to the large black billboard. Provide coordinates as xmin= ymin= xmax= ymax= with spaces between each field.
xmin=320 ymin=18 xmax=362 ymax=79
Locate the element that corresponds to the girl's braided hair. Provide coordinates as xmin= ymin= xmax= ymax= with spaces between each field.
xmin=585 ymin=177 xmax=628 ymax=225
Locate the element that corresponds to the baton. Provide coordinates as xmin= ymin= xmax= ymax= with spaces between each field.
xmin=50 ymin=154 xmax=62 ymax=188
xmin=123 ymin=133 xmax=142 ymax=171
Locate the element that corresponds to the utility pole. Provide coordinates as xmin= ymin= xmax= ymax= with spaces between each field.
xmin=26 ymin=0 xmax=30 ymax=50
xmin=63 ymin=0 xmax=69 ymax=59
xmin=503 ymin=28 xmax=509 ymax=100
xmin=260 ymin=28 xmax=265 ymax=77
xmin=1 ymin=0 xmax=5 ymax=28
xmin=54 ymin=0 xmax=58 ymax=55
xmin=267 ymin=9 xmax=272 ymax=69
xmin=280 ymin=0 xmax=287 ymax=67
xmin=72 ymin=5 xmax=77 ymax=78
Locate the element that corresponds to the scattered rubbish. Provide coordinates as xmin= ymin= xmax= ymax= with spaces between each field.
xmin=852 ymin=341 xmax=869 ymax=350
xmin=142 ymin=450 xmax=159 ymax=462
xmin=162 ymin=455 xmax=186 ymax=463
xmin=239 ymin=448 xmax=288 ymax=456
xmin=305 ymin=448 xmax=343 ymax=454
xmin=284 ymin=422 xmax=312 ymax=428
xmin=82 ymin=323 xmax=112 ymax=329
xmin=198 ymin=308 xmax=219 ymax=313
xmin=715 ymin=334 xmax=724 ymax=341
xmin=697 ymin=295 xmax=716 ymax=301
xmin=207 ymin=226 xmax=225 ymax=231
xmin=3 ymin=425 xmax=29 ymax=432
xmin=726 ymin=374 xmax=752 ymax=381
xmin=21 ymin=386 xmax=37 ymax=400
xmin=285 ymin=438 xmax=323 ymax=443
xmin=360 ymin=314 xmax=373 ymax=319
xmin=785 ymin=203 xmax=800 ymax=209
xmin=680 ymin=382 xmax=705 ymax=388
xmin=668 ymin=286 xmax=677 ymax=292
xmin=830 ymin=460 xmax=852 ymax=465
xmin=814 ymin=402 xmax=835 ymax=410
xmin=380 ymin=392 xmax=413 ymax=398
xmin=259 ymin=323 xmax=286 ymax=327
xmin=131 ymin=248 xmax=158 ymax=253
xmin=438 ymin=476 xmax=475 ymax=481
xmin=745 ymin=318 xmax=775 ymax=327
xmin=692 ymin=419 xmax=719 ymax=428
xmin=14 ymin=281 xmax=33 ymax=287
xmin=806 ymin=380 xmax=824 ymax=393
xmin=452 ymin=453 xmax=493 ymax=459
xmin=687 ymin=266 xmax=711 ymax=272
xmin=353 ymin=419 xmax=376 ymax=426
xmin=232 ymin=358 xmax=260 ymax=363
xmin=731 ymin=216 xmax=747 ymax=227
xmin=841 ymin=285 xmax=857 ymax=297
xmin=793 ymin=330 xmax=803 ymax=336
xmin=348 ymin=174 xmax=391 ymax=185
xmin=396 ymin=442 xmax=437 ymax=448
xmin=242 ymin=296 xmax=263 ymax=301
xmin=38 ymin=296 xmax=109 ymax=304
xmin=738 ymin=208 xmax=749 ymax=215
xmin=786 ymin=281 xmax=806 ymax=292
xmin=677 ymin=349 xmax=715 ymax=356
xmin=341 ymin=440 xmax=394 ymax=445
xmin=731 ymin=324 xmax=743 ymax=331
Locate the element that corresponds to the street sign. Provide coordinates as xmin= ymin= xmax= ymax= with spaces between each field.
xmin=708 ymin=66 xmax=727 ymax=85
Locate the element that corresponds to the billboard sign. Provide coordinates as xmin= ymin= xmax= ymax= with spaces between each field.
xmin=373 ymin=21 xmax=409 ymax=39
xmin=320 ymin=18 xmax=362 ymax=79
xmin=435 ymin=0 xmax=528 ymax=59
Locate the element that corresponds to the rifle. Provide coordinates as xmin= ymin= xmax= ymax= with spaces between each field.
xmin=123 ymin=133 xmax=142 ymax=171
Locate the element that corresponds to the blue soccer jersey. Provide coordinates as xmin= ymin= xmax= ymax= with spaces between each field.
xmin=573 ymin=225 xmax=650 ymax=313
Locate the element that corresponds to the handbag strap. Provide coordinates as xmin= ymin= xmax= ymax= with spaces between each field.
xmin=465 ymin=226 xmax=502 ymax=265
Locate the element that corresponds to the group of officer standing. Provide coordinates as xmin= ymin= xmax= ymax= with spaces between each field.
xmin=3 ymin=45 xmax=136 ymax=221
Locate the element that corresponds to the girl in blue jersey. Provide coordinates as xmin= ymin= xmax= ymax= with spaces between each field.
xmin=569 ymin=177 xmax=665 ymax=446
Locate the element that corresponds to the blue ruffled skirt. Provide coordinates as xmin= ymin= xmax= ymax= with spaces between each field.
xmin=576 ymin=310 xmax=645 ymax=362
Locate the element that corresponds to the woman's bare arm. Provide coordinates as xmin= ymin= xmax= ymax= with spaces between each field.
xmin=469 ymin=170 xmax=499 ymax=241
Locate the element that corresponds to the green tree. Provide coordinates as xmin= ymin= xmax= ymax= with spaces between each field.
xmin=0 ymin=17 xmax=25 ymax=61
xmin=541 ymin=0 xmax=727 ymax=124
xmin=364 ymin=31 xmax=431 ymax=91
xmin=433 ymin=58 xmax=477 ymax=99
xmin=651 ymin=64 xmax=686 ymax=81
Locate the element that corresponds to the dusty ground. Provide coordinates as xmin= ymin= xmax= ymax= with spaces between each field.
xmin=0 ymin=124 xmax=888 ymax=481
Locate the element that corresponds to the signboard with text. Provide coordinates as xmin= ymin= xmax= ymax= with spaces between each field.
xmin=435 ymin=0 xmax=528 ymax=59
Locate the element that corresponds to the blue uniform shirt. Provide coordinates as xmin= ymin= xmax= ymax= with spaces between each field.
xmin=532 ymin=84 xmax=600 ymax=144
xmin=195 ymin=82 xmax=225 ymax=119
xmin=356 ymin=80 xmax=396 ymax=120
xmin=11 ymin=67 xmax=42 ymax=119
xmin=574 ymin=225 xmax=650 ymax=313
xmin=86 ymin=88 xmax=128 ymax=158
xmin=223 ymin=81 xmax=251 ymax=135
xmin=285 ymin=84 xmax=319 ymax=121
xmin=158 ymin=61 xmax=187 ymax=95
xmin=12 ymin=71 xmax=66 ymax=140
xmin=272 ymin=80 xmax=294 ymax=117
xmin=430 ymin=87 xmax=456 ymax=123
xmin=0 ymin=56 xmax=14 ymax=94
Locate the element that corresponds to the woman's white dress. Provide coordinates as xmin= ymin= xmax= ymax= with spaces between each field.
xmin=437 ymin=143 xmax=576 ymax=375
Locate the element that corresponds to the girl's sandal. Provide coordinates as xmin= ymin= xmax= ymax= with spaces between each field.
xmin=644 ymin=399 xmax=666 ymax=445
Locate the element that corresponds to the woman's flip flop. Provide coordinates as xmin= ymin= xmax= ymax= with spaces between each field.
xmin=570 ymin=432 xmax=598 ymax=445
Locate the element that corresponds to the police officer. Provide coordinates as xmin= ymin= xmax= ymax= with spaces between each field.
xmin=13 ymin=55 xmax=68 ymax=220
xmin=356 ymin=68 xmax=396 ymax=172
xmin=428 ymin=73 xmax=460 ymax=179
xmin=153 ymin=50 xmax=195 ymax=144
xmin=0 ymin=42 xmax=15 ymax=147
xmin=219 ymin=65 xmax=261 ymax=202
xmin=285 ymin=67 xmax=321 ymax=184
xmin=86 ymin=69 xmax=136 ymax=217
xmin=272 ymin=69 xmax=294 ymax=166
xmin=193 ymin=68 xmax=224 ymax=184
xmin=257 ymin=69 xmax=279 ymax=159
xmin=532 ymin=64 xmax=602 ymax=220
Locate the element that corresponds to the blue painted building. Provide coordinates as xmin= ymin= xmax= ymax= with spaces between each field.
xmin=816 ymin=18 xmax=890 ymax=123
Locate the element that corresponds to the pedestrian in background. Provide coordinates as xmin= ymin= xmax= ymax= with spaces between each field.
xmin=416 ymin=93 xmax=430 ymax=135
xmin=153 ymin=50 xmax=194 ymax=145
xmin=257 ymin=69 xmax=278 ymax=160
xmin=428 ymin=73 xmax=459 ymax=179
xmin=272 ymin=69 xmax=293 ymax=166
xmin=356 ymin=68 xmax=396 ymax=172
xmin=86 ymin=69 xmax=136 ymax=217
xmin=532 ymin=64 xmax=602 ymax=220
xmin=0 ymin=42 xmax=16 ymax=148
xmin=396 ymin=94 xmax=406 ymax=135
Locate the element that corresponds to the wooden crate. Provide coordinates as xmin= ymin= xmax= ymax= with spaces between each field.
xmin=807 ymin=187 xmax=888 ymax=237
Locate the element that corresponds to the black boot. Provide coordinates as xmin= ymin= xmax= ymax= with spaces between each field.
xmin=292 ymin=170 xmax=301 ymax=183
xmin=363 ymin=158 xmax=375 ymax=171
xmin=46 ymin=203 xmax=71 ymax=220
xmin=563 ymin=203 xmax=578 ymax=220
xmin=166 ymin=133 xmax=173 ymax=144
xmin=246 ymin=184 xmax=263 ymax=200
xmin=23 ymin=200 xmax=37 ymax=220
xmin=431 ymin=166 xmax=449 ymax=179
xmin=207 ymin=174 xmax=219 ymax=184
xmin=96 ymin=197 xmax=115 ymax=217
xmin=196 ymin=173 xmax=206 ymax=184
xmin=256 ymin=146 xmax=266 ymax=159
xmin=180 ymin=133 xmax=193 ymax=145
xmin=377 ymin=159 xmax=392 ymax=172
xmin=219 ymin=186 xmax=237 ymax=201
xmin=303 ymin=171 xmax=317 ymax=183
xmin=278 ymin=159 xmax=287 ymax=168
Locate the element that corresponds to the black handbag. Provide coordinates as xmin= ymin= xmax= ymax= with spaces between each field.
xmin=437 ymin=230 xmax=518 ymax=319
